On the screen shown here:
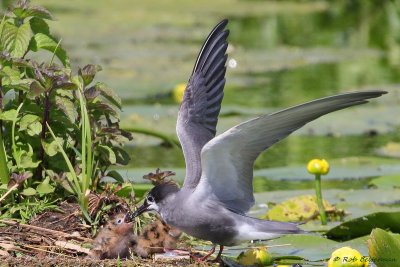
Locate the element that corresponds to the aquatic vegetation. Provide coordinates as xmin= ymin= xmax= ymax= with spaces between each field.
xmin=307 ymin=158 xmax=330 ymax=225
xmin=327 ymin=246 xmax=368 ymax=267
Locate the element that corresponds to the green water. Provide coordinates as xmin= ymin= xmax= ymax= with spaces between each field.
xmin=31 ymin=0 xmax=400 ymax=183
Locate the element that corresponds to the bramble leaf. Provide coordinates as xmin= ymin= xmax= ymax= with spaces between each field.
xmin=97 ymin=145 xmax=117 ymax=165
xmin=13 ymin=5 xmax=54 ymax=20
xmin=79 ymin=64 xmax=102 ymax=86
xmin=29 ymin=33 xmax=69 ymax=67
xmin=1 ymin=21 xmax=31 ymax=58
xmin=29 ymin=17 xmax=50 ymax=35
xmin=94 ymin=82 xmax=122 ymax=109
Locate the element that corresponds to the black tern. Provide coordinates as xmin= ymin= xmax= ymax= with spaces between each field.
xmin=131 ymin=19 xmax=387 ymax=261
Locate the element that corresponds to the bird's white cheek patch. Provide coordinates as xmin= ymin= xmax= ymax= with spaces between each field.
xmin=148 ymin=203 xmax=159 ymax=212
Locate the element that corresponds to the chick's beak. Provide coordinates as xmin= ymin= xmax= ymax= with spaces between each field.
xmin=129 ymin=202 xmax=150 ymax=219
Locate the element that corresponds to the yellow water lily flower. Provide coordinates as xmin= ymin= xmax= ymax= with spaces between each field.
xmin=172 ymin=83 xmax=186 ymax=103
xmin=307 ymin=159 xmax=330 ymax=175
xmin=328 ymin=247 xmax=368 ymax=267
xmin=237 ymin=247 xmax=273 ymax=266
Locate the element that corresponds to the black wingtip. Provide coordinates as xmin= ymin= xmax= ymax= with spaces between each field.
xmin=192 ymin=19 xmax=229 ymax=75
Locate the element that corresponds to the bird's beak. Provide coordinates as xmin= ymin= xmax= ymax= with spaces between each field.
xmin=130 ymin=202 xmax=150 ymax=219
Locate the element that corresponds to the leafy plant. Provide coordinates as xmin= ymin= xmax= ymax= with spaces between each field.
xmin=0 ymin=0 xmax=132 ymax=222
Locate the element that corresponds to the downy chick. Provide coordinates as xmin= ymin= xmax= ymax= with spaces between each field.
xmin=90 ymin=213 xmax=137 ymax=259
xmin=135 ymin=219 xmax=182 ymax=258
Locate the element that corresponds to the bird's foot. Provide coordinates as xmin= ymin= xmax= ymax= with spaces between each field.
xmin=190 ymin=245 xmax=224 ymax=263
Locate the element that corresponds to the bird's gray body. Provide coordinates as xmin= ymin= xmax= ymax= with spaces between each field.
xmin=132 ymin=19 xmax=387 ymax=248
xmin=157 ymin=187 xmax=300 ymax=245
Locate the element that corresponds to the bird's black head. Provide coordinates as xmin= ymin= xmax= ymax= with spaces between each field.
xmin=130 ymin=182 xmax=179 ymax=219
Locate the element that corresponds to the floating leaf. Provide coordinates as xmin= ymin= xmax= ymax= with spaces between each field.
xmin=369 ymin=174 xmax=400 ymax=189
xmin=375 ymin=142 xmax=400 ymax=158
xmin=327 ymin=212 xmax=400 ymax=241
xmin=368 ymin=228 xmax=400 ymax=267
xmin=262 ymin=194 xmax=343 ymax=222
xmin=1 ymin=21 xmax=31 ymax=58
xmin=267 ymin=234 xmax=337 ymax=261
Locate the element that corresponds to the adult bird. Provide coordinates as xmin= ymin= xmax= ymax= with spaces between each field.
xmin=131 ymin=19 xmax=386 ymax=261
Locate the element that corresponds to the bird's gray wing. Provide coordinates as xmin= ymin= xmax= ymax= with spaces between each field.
xmin=195 ymin=90 xmax=386 ymax=214
xmin=177 ymin=19 xmax=229 ymax=189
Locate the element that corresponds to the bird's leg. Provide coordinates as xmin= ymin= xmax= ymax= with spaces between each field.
xmin=209 ymin=245 xmax=224 ymax=263
xmin=190 ymin=245 xmax=216 ymax=262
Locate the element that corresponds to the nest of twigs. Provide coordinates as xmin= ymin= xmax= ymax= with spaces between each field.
xmin=0 ymin=191 xmax=130 ymax=259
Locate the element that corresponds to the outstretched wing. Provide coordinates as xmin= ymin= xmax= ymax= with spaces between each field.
xmin=195 ymin=90 xmax=386 ymax=214
xmin=177 ymin=19 xmax=229 ymax=189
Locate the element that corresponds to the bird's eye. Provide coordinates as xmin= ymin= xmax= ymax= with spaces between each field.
xmin=147 ymin=195 xmax=154 ymax=202
xmin=116 ymin=218 xmax=123 ymax=224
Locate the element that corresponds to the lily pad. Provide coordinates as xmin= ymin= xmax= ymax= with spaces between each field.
xmin=261 ymin=194 xmax=343 ymax=222
xmin=266 ymin=234 xmax=337 ymax=261
xmin=368 ymin=228 xmax=400 ymax=267
xmin=375 ymin=142 xmax=400 ymax=158
xmin=326 ymin=212 xmax=400 ymax=241
xmin=369 ymin=174 xmax=400 ymax=189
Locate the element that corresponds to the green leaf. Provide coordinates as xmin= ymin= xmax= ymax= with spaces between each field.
xmin=42 ymin=139 xmax=62 ymax=157
xmin=115 ymin=183 xmax=135 ymax=198
xmin=54 ymin=95 xmax=77 ymax=122
xmin=29 ymin=33 xmax=69 ymax=67
xmin=25 ymin=6 xmax=54 ymax=20
xmin=369 ymin=174 xmax=400 ymax=189
xmin=0 ymin=109 xmax=17 ymax=121
xmin=114 ymin=147 xmax=131 ymax=166
xmin=15 ymin=144 xmax=41 ymax=169
xmin=368 ymin=228 xmax=400 ymax=267
xmin=94 ymin=82 xmax=122 ymax=109
xmin=1 ymin=65 xmax=23 ymax=93
xmin=13 ymin=5 xmax=54 ymax=20
xmin=29 ymin=17 xmax=50 ymax=35
xmin=105 ymin=170 xmax=125 ymax=183
xmin=21 ymin=187 xmax=37 ymax=196
xmin=79 ymin=64 xmax=102 ymax=86
xmin=36 ymin=177 xmax=55 ymax=194
xmin=327 ymin=212 xmax=400 ymax=241
xmin=98 ymin=145 xmax=117 ymax=165
xmin=1 ymin=21 xmax=31 ymax=58
xmin=266 ymin=234 xmax=338 ymax=261
xmin=19 ymin=114 xmax=41 ymax=136
xmin=29 ymin=80 xmax=45 ymax=97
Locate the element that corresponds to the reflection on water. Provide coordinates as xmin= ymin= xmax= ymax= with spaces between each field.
xmin=31 ymin=0 xmax=400 ymax=188
xmin=125 ymin=131 xmax=400 ymax=169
